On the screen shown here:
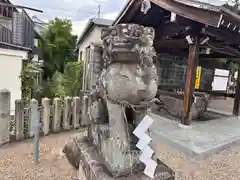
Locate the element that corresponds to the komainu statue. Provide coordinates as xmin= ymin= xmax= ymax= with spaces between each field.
xmin=63 ymin=24 xmax=175 ymax=180
xmin=90 ymin=24 xmax=158 ymax=177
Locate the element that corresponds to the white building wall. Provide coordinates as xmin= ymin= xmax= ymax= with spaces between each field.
xmin=0 ymin=48 xmax=28 ymax=111
xmin=78 ymin=26 xmax=103 ymax=61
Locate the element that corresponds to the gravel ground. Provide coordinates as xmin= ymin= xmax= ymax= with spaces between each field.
xmin=209 ymin=97 xmax=234 ymax=113
xmin=0 ymin=131 xmax=85 ymax=180
xmin=0 ymin=98 xmax=239 ymax=180
xmin=153 ymin=141 xmax=240 ymax=180
xmin=152 ymin=97 xmax=240 ymax=180
xmin=1 ymin=130 xmax=240 ymax=180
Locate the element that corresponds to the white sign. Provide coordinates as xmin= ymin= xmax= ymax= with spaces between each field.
xmin=214 ymin=69 xmax=229 ymax=77
xmin=212 ymin=69 xmax=229 ymax=91
xmin=212 ymin=77 xmax=228 ymax=91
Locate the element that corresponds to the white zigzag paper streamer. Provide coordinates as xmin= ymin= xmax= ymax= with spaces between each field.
xmin=133 ymin=115 xmax=157 ymax=178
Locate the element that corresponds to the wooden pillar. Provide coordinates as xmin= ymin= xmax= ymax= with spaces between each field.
xmin=233 ymin=65 xmax=240 ymax=116
xmin=182 ymin=36 xmax=200 ymax=125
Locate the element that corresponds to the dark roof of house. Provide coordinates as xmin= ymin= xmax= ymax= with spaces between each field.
xmin=76 ymin=18 xmax=113 ymax=46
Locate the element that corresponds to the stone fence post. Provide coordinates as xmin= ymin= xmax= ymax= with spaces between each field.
xmin=0 ymin=89 xmax=10 ymax=146
xmin=53 ymin=98 xmax=61 ymax=132
xmin=63 ymin=97 xmax=72 ymax=130
xmin=15 ymin=99 xmax=24 ymax=140
xmin=81 ymin=95 xmax=89 ymax=127
xmin=73 ymin=97 xmax=81 ymax=129
xmin=42 ymin=98 xmax=50 ymax=135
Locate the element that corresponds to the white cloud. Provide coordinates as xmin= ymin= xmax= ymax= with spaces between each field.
xmin=72 ymin=12 xmax=118 ymax=36
xmin=102 ymin=12 xmax=119 ymax=20
xmin=72 ymin=20 xmax=88 ymax=36
xmin=10 ymin=0 xmax=126 ymax=36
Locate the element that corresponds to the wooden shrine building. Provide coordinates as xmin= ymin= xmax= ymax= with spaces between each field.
xmin=112 ymin=0 xmax=240 ymax=125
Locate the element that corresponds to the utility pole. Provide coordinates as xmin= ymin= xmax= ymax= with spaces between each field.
xmin=97 ymin=4 xmax=101 ymax=18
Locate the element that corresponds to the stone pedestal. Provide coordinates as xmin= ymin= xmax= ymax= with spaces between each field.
xmin=78 ymin=138 xmax=175 ymax=180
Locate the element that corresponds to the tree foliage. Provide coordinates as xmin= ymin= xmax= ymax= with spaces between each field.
xmin=62 ymin=61 xmax=83 ymax=96
xmin=39 ymin=18 xmax=78 ymax=80
xmin=20 ymin=60 xmax=37 ymax=105
xmin=41 ymin=61 xmax=83 ymax=99
xmin=224 ymin=0 xmax=240 ymax=14
xmin=38 ymin=18 xmax=83 ymax=99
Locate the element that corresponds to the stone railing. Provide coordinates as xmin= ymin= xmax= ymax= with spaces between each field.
xmin=0 ymin=89 xmax=87 ymax=146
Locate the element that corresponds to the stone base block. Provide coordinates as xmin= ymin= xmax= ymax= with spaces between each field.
xmin=78 ymin=138 xmax=175 ymax=180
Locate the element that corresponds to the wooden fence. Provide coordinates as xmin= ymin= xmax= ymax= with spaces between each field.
xmin=0 ymin=89 xmax=89 ymax=146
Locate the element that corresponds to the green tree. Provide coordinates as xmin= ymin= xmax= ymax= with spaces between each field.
xmin=40 ymin=18 xmax=78 ymax=80
xmin=42 ymin=61 xmax=83 ymax=99
xmin=224 ymin=0 xmax=240 ymax=14
xmin=62 ymin=61 xmax=83 ymax=96
xmin=39 ymin=18 xmax=83 ymax=99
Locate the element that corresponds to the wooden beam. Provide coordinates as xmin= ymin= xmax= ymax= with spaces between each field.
xmin=135 ymin=8 xmax=165 ymax=27
xmin=156 ymin=48 xmax=188 ymax=57
xmin=221 ymin=7 xmax=240 ymax=29
xmin=206 ymin=45 xmax=240 ymax=57
xmin=155 ymin=22 xmax=188 ymax=39
xmin=182 ymin=35 xmax=200 ymax=125
xmin=121 ymin=0 xmax=141 ymax=23
xmin=151 ymin=0 xmax=221 ymax=27
xmin=220 ymin=18 xmax=239 ymax=32
xmin=155 ymin=38 xmax=186 ymax=46
xmin=233 ymin=65 xmax=240 ymax=116
xmin=204 ymin=27 xmax=240 ymax=45
xmin=199 ymin=53 xmax=235 ymax=59
xmin=155 ymin=38 xmax=240 ymax=57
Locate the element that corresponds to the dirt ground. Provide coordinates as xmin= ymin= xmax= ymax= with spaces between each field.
xmin=0 ymin=131 xmax=83 ymax=180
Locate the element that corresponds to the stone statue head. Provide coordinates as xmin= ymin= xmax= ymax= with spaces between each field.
xmin=101 ymin=24 xmax=156 ymax=64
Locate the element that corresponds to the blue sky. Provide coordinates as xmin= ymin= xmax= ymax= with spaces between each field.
xmin=10 ymin=0 xmax=128 ymax=35
xmin=10 ymin=0 xmax=232 ymax=36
